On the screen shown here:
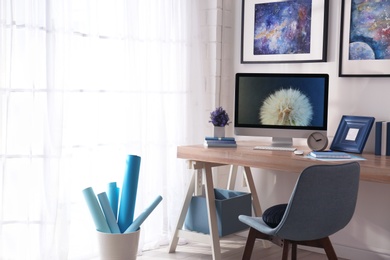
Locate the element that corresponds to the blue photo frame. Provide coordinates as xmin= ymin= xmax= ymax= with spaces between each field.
xmin=330 ymin=115 xmax=375 ymax=154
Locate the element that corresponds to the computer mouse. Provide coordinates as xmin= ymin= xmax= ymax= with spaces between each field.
xmin=294 ymin=150 xmax=304 ymax=155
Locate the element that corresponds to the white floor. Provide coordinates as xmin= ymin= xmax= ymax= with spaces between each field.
xmin=137 ymin=234 xmax=346 ymax=260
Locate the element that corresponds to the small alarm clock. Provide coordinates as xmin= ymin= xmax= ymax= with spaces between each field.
xmin=307 ymin=132 xmax=328 ymax=151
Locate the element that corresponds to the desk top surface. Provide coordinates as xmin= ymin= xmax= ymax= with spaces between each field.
xmin=177 ymin=141 xmax=390 ymax=184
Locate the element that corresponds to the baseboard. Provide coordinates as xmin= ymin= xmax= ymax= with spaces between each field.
xmin=301 ymin=243 xmax=390 ymax=260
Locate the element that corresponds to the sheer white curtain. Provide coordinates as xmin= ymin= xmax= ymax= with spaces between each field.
xmin=0 ymin=0 xmax=208 ymax=259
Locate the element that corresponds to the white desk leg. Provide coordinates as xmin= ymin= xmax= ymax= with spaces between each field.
xmin=243 ymin=166 xmax=262 ymax=216
xmin=227 ymin=165 xmax=238 ymax=190
xmin=243 ymin=166 xmax=271 ymax=248
xmin=194 ymin=168 xmax=203 ymax=196
xmin=168 ymin=170 xmax=196 ymax=253
xmin=203 ymin=164 xmax=222 ymax=260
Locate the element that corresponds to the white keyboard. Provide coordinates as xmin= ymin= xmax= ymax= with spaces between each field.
xmin=253 ymin=146 xmax=297 ymax=152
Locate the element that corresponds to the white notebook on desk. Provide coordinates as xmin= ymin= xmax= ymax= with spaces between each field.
xmin=309 ymin=151 xmax=351 ymax=159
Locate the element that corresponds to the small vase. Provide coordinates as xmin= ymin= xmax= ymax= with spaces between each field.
xmin=213 ymin=126 xmax=225 ymax=138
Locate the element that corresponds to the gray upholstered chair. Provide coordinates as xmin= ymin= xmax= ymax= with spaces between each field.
xmin=239 ymin=162 xmax=360 ymax=260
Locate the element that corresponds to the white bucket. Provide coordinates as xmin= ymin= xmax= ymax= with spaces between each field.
xmin=96 ymin=229 xmax=140 ymax=260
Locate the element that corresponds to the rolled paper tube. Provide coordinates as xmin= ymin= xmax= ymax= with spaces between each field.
xmin=82 ymin=187 xmax=111 ymax=233
xmin=124 ymin=195 xmax=163 ymax=233
xmin=115 ymin=187 xmax=120 ymax=217
xmin=107 ymin=182 xmax=119 ymax=219
xmin=97 ymin=192 xmax=121 ymax=234
xmin=118 ymin=155 xmax=141 ymax=232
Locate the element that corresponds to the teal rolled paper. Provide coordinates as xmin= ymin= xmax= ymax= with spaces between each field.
xmin=82 ymin=187 xmax=111 ymax=233
xmin=97 ymin=192 xmax=121 ymax=234
xmin=107 ymin=182 xmax=119 ymax=220
xmin=118 ymin=155 xmax=141 ymax=232
xmin=124 ymin=195 xmax=163 ymax=233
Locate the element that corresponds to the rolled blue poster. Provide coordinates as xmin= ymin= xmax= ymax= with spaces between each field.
xmin=82 ymin=187 xmax=111 ymax=233
xmin=118 ymin=155 xmax=141 ymax=232
xmin=124 ymin=195 xmax=163 ymax=233
xmin=97 ymin=192 xmax=121 ymax=234
xmin=107 ymin=182 xmax=119 ymax=220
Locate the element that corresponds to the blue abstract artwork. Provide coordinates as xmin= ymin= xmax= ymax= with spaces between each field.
xmin=253 ymin=0 xmax=312 ymax=55
xmin=349 ymin=0 xmax=390 ymax=60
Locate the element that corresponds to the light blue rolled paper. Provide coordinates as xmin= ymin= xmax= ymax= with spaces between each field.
xmin=97 ymin=192 xmax=121 ymax=234
xmin=107 ymin=182 xmax=119 ymax=220
xmin=82 ymin=187 xmax=111 ymax=233
xmin=118 ymin=155 xmax=141 ymax=232
xmin=124 ymin=195 xmax=163 ymax=233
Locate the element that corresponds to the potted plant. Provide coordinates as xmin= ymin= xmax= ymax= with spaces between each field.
xmin=209 ymin=107 xmax=230 ymax=138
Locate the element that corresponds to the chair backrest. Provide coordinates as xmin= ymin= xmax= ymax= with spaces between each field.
xmin=274 ymin=162 xmax=360 ymax=241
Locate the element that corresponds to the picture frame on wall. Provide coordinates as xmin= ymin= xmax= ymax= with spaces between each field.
xmin=339 ymin=0 xmax=390 ymax=77
xmin=330 ymin=115 xmax=375 ymax=154
xmin=240 ymin=0 xmax=329 ymax=64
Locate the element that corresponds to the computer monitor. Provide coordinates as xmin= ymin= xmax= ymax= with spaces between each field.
xmin=234 ymin=73 xmax=329 ymax=147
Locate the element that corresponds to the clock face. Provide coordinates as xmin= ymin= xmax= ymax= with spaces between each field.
xmin=307 ymin=132 xmax=328 ymax=151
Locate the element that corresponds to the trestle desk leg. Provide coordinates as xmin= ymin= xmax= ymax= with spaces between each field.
xmin=243 ymin=166 xmax=262 ymax=217
xmin=203 ymin=164 xmax=222 ymax=260
xmin=168 ymin=170 xmax=196 ymax=253
xmin=243 ymin=166 xmax=271 ymax=248
xmin=227 ymin=165 xmax=238 ymax=190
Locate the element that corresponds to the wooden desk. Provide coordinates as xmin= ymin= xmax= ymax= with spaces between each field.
xmin=168 ymin=142 xmax=390 ymax=259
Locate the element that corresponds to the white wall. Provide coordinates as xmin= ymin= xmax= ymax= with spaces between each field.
xmin=216 ymin=0 xmax=390 ymax=259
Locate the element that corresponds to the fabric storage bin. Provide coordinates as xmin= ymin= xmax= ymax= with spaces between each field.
xmin=184 ymin=188 xmax=251 ymax=237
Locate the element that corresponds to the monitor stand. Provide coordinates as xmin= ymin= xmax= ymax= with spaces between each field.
xmin=271 ymin=137 xmax=293 ymax=147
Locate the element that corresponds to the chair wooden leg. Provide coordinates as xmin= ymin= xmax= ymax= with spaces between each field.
xmin=291 ymin=242 xmax=297 ymax=260
xmin=282 ymin=240 xmax=290 ymax=260
xmin=320 ymin=237 xmax=338 ymax=260
xmin=241 ymin=232 xmax=338 ymax=260
xmin=242 ymin=228 xmax=257 ymax=260
xmin=296 ymin=237 xmax=338 ymax=260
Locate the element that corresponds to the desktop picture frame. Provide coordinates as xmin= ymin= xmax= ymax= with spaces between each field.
xmin=339 ymin=0 xmax=390 ymax=77
xmin=330 ymin=115 xmax=375 ymax=154
xmin=240 ymin=0 xmax=329 ymax=63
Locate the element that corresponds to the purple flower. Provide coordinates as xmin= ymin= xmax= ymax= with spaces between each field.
xmin=209 ymin=107 xmax=230 ymax=127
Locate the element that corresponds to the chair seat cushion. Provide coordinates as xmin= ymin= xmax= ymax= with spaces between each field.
xmin=262 ymin=203 xmax=287 ymax=228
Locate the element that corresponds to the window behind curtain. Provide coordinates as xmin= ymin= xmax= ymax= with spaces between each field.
xmin=0 ymin=0 xmax=208 ymax=258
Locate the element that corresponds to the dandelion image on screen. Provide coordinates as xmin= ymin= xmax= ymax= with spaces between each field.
xmin=259 ymin=88 xmax=313 ymax=126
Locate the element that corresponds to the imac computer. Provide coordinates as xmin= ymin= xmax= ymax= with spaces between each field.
xmin=234 ymin=73 xmax=329 ymax=147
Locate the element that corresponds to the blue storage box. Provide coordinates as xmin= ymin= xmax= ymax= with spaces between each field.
xmin=184 ymin=188 xmax=251 ymax=237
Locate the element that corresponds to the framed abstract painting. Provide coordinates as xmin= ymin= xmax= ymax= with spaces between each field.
xmin=241 ymin=0 xmax=329 ymax=63
xmin=340 ymin=0 xmax=390 ymax=77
